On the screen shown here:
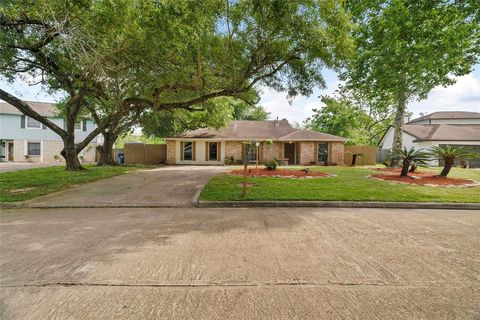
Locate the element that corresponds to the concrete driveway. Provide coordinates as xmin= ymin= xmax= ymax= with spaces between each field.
xmin=1 ymin=207 xmax=479 ymax=319
xmin=24 ymin=165 xmax=227 ymax=208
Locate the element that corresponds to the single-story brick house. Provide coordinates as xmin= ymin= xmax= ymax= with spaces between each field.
xmin=165 ymin=120 xmax=346 ymax=165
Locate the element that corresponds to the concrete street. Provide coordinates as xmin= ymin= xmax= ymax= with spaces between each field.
xmin=1 ymin=207 xmax=479 ymax=319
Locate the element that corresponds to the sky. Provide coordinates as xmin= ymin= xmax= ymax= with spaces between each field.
xmin=1 ymin=64 xmax=479 ymax=124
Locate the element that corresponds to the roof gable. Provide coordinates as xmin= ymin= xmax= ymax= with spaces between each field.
xmin=170 ymin=120 xmax=346 ymax=141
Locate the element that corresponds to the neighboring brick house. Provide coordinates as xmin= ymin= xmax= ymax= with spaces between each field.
xmin=0 ymin=101 xmax=98 ymax=163
xmin=165 ymin=120 xmax=346 ymax=165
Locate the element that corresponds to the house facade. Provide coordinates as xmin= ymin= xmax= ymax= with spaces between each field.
xmin=379 ymin=111 xmax=480 ymax=166
xmin=0 ymin=101 xmax=98 ymax=163
xmin=165 ymin=120 xmax=346 ymax=166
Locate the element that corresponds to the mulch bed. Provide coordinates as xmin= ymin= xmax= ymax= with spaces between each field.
xmin=373 ymin=167 xmax=435 ymax=177
xmin=371 ymin=168 xmax=477 ymax=187
xmin=229 ymin=168 xmax=330 ymax=178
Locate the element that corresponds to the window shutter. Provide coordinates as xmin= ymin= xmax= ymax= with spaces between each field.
xmin=192 ymin=142 xmax=196 ymax=161
xmin=205 ymin=142 xmax=209 ymax=161
xmin=20 ymin=115 xmax=25 ymax=128
xmin=63 ymin=119 xmax=66 ymax=129
xmin=217 ymin=142 xmax=221 ymax=161
xmin=180 ymin=142 xmax=184 ymax=161
xmin=82 ymin=120 xmax=87 ymax=131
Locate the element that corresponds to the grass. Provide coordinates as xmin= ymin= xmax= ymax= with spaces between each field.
xmin=0 ymin=165 xmax=145 ymax=202
xmin=200 ymin=166 xmax=480 ymax=203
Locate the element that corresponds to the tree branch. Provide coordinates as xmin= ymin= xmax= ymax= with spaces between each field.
xmin=0 ymin=89 xmax=65 ymax=136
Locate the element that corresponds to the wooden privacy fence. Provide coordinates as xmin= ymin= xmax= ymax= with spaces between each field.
xmin=124 ymin=143 xmax=166 ymax=165
xmin=344 ymin=145 xmax=377 ymax=166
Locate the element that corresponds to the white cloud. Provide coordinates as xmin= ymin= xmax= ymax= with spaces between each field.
xmin=407 ymin=73 xmax=480 ymax=117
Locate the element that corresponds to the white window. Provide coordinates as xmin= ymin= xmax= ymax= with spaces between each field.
xmin=27 ymin=117 xmax=41 ymax=129
xmin=27 ymin=142 xmax=41 ymax=156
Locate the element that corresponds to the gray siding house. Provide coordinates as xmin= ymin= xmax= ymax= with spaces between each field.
xmin=0 ymin=101 xmax=98 ymax=163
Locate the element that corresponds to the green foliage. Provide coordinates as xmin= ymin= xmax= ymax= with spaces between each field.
xmin=430 ymin=145 xmax=478 ymax=177
xmin=264 ymin=160 xmax=278 ymax=171
xmin=343 ymin=0 xmax=480 ymax=149
xmin=115 ymin=134 xmax=165 ymax=149
xmin=393 ymin=147 xmax=431 ymax=176
xmin=304 ymin=89 xmax=394 ymax=145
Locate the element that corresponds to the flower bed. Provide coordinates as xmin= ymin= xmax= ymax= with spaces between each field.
xmin=371 ymin=168 xmax=477 ymax=187
xmin=229 ymin=168 xmax=330 ymax=178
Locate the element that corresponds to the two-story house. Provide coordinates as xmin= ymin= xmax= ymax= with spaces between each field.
xmin=0 ymin=101 xmax=98 ymax=163
xmin=379 ymin=111 xmax=480 ymax=166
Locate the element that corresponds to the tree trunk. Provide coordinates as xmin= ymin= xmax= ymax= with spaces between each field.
xmin=391 ymin=81 xmax=407 ymax=168
xmin=97 ymin=132 xmax=118 ymax=166
xmin=409 ymin=163 xmax=417 ymax=172
xmin=400 ymin=159 xmax=409 ymax=177
xmin=439 ymin=158 xmax=454 ymax=177
xmin=61 ymin=135 xmax=83 ymax=171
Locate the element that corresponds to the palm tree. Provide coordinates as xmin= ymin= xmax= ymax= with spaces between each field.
xmin=430 ymin=145 xmax=478 ymax=177
xmin=393 ymin=147 xmax=432 ymax=177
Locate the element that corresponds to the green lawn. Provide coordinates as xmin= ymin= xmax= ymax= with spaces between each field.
xmin=200 ymin=166 xmax=480 ymax=203
xmin=0 ymin=165 xmax=144 ymax=202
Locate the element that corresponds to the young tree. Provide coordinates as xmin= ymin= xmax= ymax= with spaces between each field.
xmin=393 ymin=147 xmax=431 ymax=177
xmin=430 ymin=146 xmax=478 ymax=177
xmin=344 ymin=1 xmax=480 ymax=153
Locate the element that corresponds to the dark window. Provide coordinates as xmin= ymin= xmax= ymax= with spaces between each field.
xmin=208 ymin=142 xmax=218 ymax=161
xmin=27 ymin=142 xmax=41 ymax=156
xmin=183 ymin=142 xmax=193 ymax=160
xmin=317 ymin=143 xmax=328 ymax=162
xmin=27 ymin=117 xmax=41 ymax=128
xmin=247 ymin=145 xmax=257 ymax=162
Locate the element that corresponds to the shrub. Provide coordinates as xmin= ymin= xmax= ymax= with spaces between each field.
xmin=264 ymin=159 xmax=278 ymax=170
xmin=224 ymin=156 xmax=234 ymax=165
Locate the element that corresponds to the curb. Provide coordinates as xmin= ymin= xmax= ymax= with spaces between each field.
xmin=197 ymin=200 xmax=480 ymax=210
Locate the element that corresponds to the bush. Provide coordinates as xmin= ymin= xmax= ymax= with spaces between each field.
xmin=265 ymin=159 xmax=278 ymax=170
xmin=224 ymin=156 xmax=234 ymax=165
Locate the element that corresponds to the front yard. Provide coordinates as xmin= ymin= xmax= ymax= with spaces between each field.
xmin=0 ymin=165 xmax=144 ymax=202
xmin=200 ymin=166 xmax=480 ymax=203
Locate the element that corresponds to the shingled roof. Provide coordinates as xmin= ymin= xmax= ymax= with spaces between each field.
xmin=170 ymin=120 xmax=346 ymax=142
xmin=404 ymin=124 xmax=480 ymax=141
xmin=0 ymin=101 xmax=59 ymax=117
xmin=409 ymin=111 xmax=480 ymax=123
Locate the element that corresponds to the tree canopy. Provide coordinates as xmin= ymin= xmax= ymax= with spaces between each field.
xmin=1 ymin=0 xmax=353 ymax=170
xmin=343 ymin=0 xmax=480 ymax=151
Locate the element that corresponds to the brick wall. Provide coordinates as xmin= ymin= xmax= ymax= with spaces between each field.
xmin=299 ymin=142 xmax=315 ymax=165
xmin=42 ymin=140 xmax=63 ymax=162
xmin=262 ymin=142 xmax=282 ymax=162
xmin=224 ymin=141 xmax=242 ymax=162
xmin=330 ymin=142 xmax=344 ymax=165
xmin=166 ymin=140 xmax=176 ymax=164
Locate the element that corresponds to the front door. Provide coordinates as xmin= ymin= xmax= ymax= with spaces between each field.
xmin=318 ymin=143 xmax=328 ymax=164
xmin=284 ymin=143 xmax=295 ymax=165
xmin=8 ymin=143 xmax=14 ymax=161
